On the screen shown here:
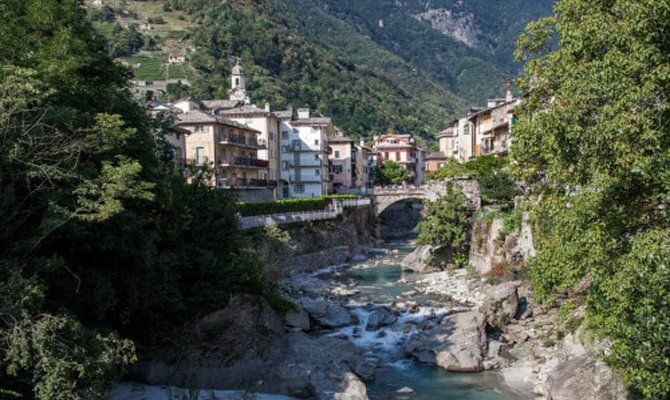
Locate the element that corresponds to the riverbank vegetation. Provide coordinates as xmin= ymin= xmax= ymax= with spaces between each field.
xmin=0 ymin=2 xmax=281 ymax=398
xmin=514 ymin=0 xmax=670 ymax=397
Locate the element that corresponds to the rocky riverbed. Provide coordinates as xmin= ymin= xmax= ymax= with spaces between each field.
xmin=109 ymin=240 xmax=626 ymax=400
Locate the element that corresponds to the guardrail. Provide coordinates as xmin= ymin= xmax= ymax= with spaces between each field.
xmin=239 ymin=197 xmax=371 ymax=229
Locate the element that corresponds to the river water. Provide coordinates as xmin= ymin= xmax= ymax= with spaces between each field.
xmin=314 ymin=241 xmax=521 ymax=400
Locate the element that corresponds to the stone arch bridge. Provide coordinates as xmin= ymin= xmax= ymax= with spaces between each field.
xmin=372 ymin=179 xmax=481 ymax=214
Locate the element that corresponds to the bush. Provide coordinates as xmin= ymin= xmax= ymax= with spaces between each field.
xmin=237 ymin=195 xmax=356 ymax=217
xmin=147 ymin=16 xmax=166 ymax=25
xmin=587 ymin=229 xmax=670 ymax=399
xmin=417 ymin=185 xmax=471 ymax=259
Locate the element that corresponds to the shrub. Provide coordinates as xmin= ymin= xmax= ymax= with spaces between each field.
xmin=237 ymin=195 xmax=356 ymax=216
xmin=417 ymin=185 xmax=471 ymax=260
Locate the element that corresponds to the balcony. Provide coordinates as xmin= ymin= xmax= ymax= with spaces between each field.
xmin=217 ymin=177 xmax=271 ymax=189
xmin=220 ymin=157 xmax=269 ymax=169
xmin=290 ymin=161 xmax=323 ymax=168
xmin=218 ymin=134 xmax=263 ymax=149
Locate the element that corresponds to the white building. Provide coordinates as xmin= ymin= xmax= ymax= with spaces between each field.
xmin=276 ymin=107 xmax=334 ymax=198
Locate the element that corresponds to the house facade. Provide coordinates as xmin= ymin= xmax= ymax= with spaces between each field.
xmin=276 ymin=108 xmax=333 ymax=198
xmin=176 ymin=110 xmax=271 ymax=201
xmin=424 ymin=151 xmax=447 ymax=174
xmin=371 ymin=133 xmax=419 ymax=184
xmin=437 ymin=81 xmax=519 ymax=163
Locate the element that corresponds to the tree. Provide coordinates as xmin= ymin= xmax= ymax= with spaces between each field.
xmin=417 ymin=185 xmax=471 ymax=263
xmin=0 ymin=2 xmax=275 ymax=398
xmin=373 ymin=160 xmax=410 ymax=185
xmin=514 ymin=0 xmax=670 ymax=397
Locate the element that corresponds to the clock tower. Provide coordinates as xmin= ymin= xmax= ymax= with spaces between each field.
xmin=229 ymin=57 xmax=249 ymax=104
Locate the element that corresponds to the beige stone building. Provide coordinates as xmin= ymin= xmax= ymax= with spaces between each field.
xmin=438 ymin=82 xmax=519 ymax=163
xmin=176 ymin=110 xmax=270 ymax=200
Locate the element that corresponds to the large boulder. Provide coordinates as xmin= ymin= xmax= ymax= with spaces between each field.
xmin=481 ymin=281 xmax=520 ymax=328
xmin=284 ymin=305 xmax=311 ymax=331
xmin=404 ymin=310 xmax=486 ymax=372
xmin=401 ymin=245 xmax=448 ymax=273
xmin=301 ymin=298 xmax=352 ymax=328
xmin=365 ymin=307 xmax=397 ymax=331
xmin=545 ymin=354 xmax=628 ymax=400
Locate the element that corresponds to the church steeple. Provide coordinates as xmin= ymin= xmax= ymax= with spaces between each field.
xmin=230 ymin=57 xmax=249 ymax=104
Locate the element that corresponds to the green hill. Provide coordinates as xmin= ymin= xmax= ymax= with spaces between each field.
xmin=87 ymin=0 xmax=553 ymax=141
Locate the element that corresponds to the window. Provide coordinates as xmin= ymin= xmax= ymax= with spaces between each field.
xmin=332 ymin=165 xmax=343 ymax=174
xmin=194 ymin=125 xmax=206 ymax=133
xmin=282 ymin=161 xmax=289 ymax=170
xmin=196 ymin=147 xmax=206 ymax=166
xmin=395 ymin=152 xmax=400 ymax=161
xmin=464 ymin=124 xmax=470 ymax=135
xmin=334 ymin=150 xmax=340 ymax=158
xmin=281 ymin=130 xmax=289 ymax=140
xmin=315 ymin=169 xmax=320 ymax=176
xmin=314 ymin=139 xmax=319 ymax=146
xmin=292 ymin=139 xmax=301 ymax=150
xmin=295 ymin=184 xmax=304 ymax=193
xmin=235 ymin=78 xmax=240 ymax=86
xmin=281 ymin=145 xmax=289 ymax=153
xmin=314 ymin=154 xmax=319 ymax=161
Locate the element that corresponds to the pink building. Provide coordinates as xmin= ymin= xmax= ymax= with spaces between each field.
xmin=328 ymin=133 xmax=356 ymax=192
xmin=370 ymin=133 xmax=418 ymax=183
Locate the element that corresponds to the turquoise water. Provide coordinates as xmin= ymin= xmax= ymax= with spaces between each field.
xmin=318 ymin=243 xmax=522 ymax=400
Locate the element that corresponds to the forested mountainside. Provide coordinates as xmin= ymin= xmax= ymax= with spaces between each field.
xmin=89 ymin=0 xmax=552 ymax=140
xmin=314 ymin=0 xmax=554 ymax=103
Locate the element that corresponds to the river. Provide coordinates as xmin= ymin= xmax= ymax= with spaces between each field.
xmin=109 ymin=240 xmax=523 ymax=400
xmin=311 ymin=240 xmax=521 ymax=400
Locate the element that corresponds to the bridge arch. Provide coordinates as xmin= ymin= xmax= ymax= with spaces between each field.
xmin=377 ymin=197 xmax=425 ymax=240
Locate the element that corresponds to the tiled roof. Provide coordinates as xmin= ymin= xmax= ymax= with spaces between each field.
xmin=221 ymin=105 xmax=273 ymax=116
xmin=273 ymin=110 xmax=293 ymax=119
xmin=437 ymin=127 xmax=455 ymax=137
xmin=328 ymin=135 xmax=353 ymax=143
xmin=202 ymin=99 xmax=241 ymax=110
xmin=292 ymin=117 xmax=332 ymax=125
xmin=176 ymin=110 xmax=261 ymax=133
xmin=426 ymin=151 xmax=447 ymax=160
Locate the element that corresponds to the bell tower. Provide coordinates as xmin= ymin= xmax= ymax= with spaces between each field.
xmin=230 ymin=57 xmax=249 ymax=103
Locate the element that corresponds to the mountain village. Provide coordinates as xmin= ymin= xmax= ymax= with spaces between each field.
xmin=149 ymin=59 xmax=520 ymax=202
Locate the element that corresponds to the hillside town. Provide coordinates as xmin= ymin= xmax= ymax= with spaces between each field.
xmin=149 ymin=59 xmax=520 ymax=201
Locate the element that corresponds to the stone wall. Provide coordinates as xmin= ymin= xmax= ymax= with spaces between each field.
xmin=257 ymin=206 xmax=379 ymax=276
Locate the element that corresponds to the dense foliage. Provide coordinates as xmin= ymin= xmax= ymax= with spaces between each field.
xmin=417 ymin=185 xmax=471 ymax=264
xmin=371 ymin=161 xmax=411 ymax=185
xmin=427 ymin=156 xmax=516 ymax=205
xmin=315 ymin=0 xmax=553 ymax=103
xmin=159 ymin=0 xmax=464 ymax=142
xmin=0 ymin=2 xmax=275 ymax=398
xmin=513 ymin=0 xmax=670 ymax=397
xmin=238 ymin=195 xmax=356 ymax=217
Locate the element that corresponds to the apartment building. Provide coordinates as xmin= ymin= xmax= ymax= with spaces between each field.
xmin=276 ymin=108 xmax=333 ymax=198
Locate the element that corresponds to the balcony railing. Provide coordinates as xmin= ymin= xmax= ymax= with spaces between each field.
xmin=218 ymin=134 xmax=262 ymax=149
xmin=217 ymin=177 xmax=270 ymax=189
xmin=220 ymin=157 xmax=269 ymax=169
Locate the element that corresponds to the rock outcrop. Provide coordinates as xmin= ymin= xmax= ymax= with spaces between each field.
xmin=365 ymin=307 xmax=397 ymax=331
xmin=404 ymin=310 xmax=486 ymax=372
xmin=481 ymin=281 xmax=520 ymax=329
xmin=401 ymin=245 xmax=435 ymax=272
xmin=301 ymin=298 xmax=352 ymax=328
xmin=131 ymin=295 xmax=369 ymax=400
xmin=545 ymin=354 xmax=628 ymax=400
